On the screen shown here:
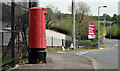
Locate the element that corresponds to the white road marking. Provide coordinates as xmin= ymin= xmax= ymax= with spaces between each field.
xmin=75 ymin=53 xmax=79 ymax=54
xmin=56 ymin=51 xmax=65 ymax=54
xmin=99 ymin=48 xmax=104 ymax=49
xmin=76 ymin=51 xmax=88 ymax=55
xmin=114 ymin=45 xmax=118 ymax=47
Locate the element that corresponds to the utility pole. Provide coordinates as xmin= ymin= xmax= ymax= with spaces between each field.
xmin=72 ymin=0 xmax=75 ymax=49
xmin=11 ymin=0 xmax=15 ymax=66
xmin=72 ymin=0 xmax=73 ymax=49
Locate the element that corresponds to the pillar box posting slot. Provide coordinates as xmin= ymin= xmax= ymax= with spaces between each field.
xmin=29 ymin=7 xmax=47 ymax=64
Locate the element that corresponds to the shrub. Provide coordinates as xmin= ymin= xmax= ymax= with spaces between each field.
xmin=106 ymin=24 xmax=119 ymax=39
xmin=49 ymin=25 xmax=71 ymax=35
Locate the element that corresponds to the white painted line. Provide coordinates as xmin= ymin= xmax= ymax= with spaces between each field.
xmin=75 ymin=53 xmax=79 ymax=54
xmin=99 ymin=48 xmax=104 ymax=49
xmin=56 ymin=51 xmax=65 ymax=54
xmin=114 ymin=45 xmax=118 ymax=47
xmin=78 ymin=54 xmax=82 ymax=55
xmin=75 ymin=51 xmax=98 ymax=69
xmin=75 ymin=51 xmax=89 ymax=55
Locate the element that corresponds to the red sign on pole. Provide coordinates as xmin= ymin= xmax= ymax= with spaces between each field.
xmin=88 ymin=24 xmax=95 ymax=39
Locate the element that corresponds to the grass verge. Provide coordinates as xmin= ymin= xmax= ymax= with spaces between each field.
xmin=46 ymin=46 xmax=98 ymax=52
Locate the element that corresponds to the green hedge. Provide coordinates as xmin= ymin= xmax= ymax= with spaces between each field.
xmin=49 ymin=25 xmax=71 ymax=35
xmin=106 ymin=24 xmax=120 ymax=39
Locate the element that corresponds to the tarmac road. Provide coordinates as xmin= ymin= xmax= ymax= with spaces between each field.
xmin=82 ymin=39 xmax=118 ymax=69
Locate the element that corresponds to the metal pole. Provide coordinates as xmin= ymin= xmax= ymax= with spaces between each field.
xmin=52 ymin=37 xmax=53 ymax=48
xmin=98 ymin=7 xmax=100 ymax=48
xmin=103 ymin=17 xmax=106 ymax=40
xmin=62 ymin=39 xmax=63 ymax=46
xmin=73 ymin=0 xmax=76 ymax=49
xmin=110 ymin=23 xmax=111 ymax=39
xmin=98 ymin=6 xmax=107 ymax=48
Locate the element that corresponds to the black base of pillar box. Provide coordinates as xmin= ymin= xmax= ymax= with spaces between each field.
xmin=29 ymin=48 xmax=46 ymax=64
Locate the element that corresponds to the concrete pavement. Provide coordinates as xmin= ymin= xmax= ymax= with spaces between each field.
xmin=10 ymin=51 xmax=94 ymax=70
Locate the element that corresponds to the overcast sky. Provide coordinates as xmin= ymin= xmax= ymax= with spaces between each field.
xmin=1 ymin=0 xmax=120 ymax=16
xmin=37 ymin=0 xmax=120 ymax=16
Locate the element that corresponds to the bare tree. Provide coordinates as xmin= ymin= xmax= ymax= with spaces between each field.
xmin=46 ymin=5 xmax=61 ymax=29
xmin=69 ymin=2 xmax=93 ymax=45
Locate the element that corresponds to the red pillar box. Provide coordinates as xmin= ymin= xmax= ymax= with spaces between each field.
xmin=29 ymin=7 xmax=47 ymax=64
